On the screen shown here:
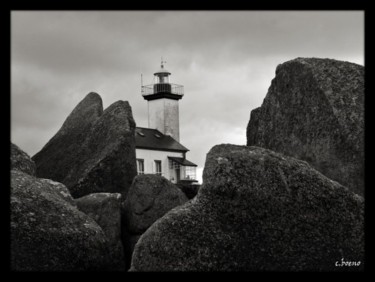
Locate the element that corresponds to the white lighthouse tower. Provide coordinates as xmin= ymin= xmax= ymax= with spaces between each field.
xmin=142 ymin=59 xmax=184 ymax=141
xmin=135 ymin=60 xmax=197 ymax=184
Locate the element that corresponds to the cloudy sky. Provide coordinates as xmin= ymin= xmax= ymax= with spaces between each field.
xmin=11 ymin=11 xmax=364 ymax=183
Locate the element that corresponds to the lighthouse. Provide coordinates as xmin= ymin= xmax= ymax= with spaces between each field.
xmin=142 ymin=60 xmax=184 ymax=142
xmin=135 ymin=60 xmax=197 ymax=184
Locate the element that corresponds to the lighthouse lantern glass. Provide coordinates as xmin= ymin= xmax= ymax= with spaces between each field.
xmin=155 ymin=74 xmax=170 ymax=84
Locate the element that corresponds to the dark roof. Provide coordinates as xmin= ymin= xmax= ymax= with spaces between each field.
xmin=168 ymin=157 xmax=197 ymax=167
xmin=135 ymin=127 xmax=189 ymax=152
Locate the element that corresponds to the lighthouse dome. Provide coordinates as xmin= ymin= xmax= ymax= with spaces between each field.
xmin=154 ymin=60 xmax=171 ymax=75
xmin=154 ymin=67 xmax=171 ymax=75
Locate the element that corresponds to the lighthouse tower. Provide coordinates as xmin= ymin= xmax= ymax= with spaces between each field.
xmin=142 ymin=60 xmax=184 ymax=141
xmin=136 ymin=60 xmax=197 ymax=183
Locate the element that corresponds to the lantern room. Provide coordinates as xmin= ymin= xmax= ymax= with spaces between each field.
xmin=154 ymin=60 xmax=171 ymax=84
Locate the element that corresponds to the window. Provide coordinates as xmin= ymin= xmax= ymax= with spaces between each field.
xmin=137 ymin=159 xmax=144 ymax=175
xmin=154 ymin=160 xmax=162 ymax=176
xmin=184 ymin=166 xmax=196 ymax=180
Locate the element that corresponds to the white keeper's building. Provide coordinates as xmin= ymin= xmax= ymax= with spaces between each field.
xmin=135 ymin=61 xmax=197 ymax=184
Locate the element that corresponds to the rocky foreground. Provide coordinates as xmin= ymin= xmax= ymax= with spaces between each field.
xmin=11 ymin=141 xmax=188 ymax=271
xmin=11 ymin=144 xmax=112 ymax=271
xmin=130 ymin=145 xmax=364 ymax=271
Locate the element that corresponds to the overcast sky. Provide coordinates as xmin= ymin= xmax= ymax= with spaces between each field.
xmin=11 ymin=11 xmax=364 ymax=183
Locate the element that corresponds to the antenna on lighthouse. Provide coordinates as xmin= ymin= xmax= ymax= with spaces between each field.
xmin=161 ymin=56 xmax=167 ymax=68
xmin=140 ymin=62 xmax=144 ymax=94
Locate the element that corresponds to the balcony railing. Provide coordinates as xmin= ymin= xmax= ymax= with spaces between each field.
xmin=169 ymin=160 xmax=196 ymax=181
xmin=142 ymin=83 xmax=184 ymax=96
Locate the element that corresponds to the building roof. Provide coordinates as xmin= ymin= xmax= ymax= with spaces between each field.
xmin=135 ymin=127 xmax=189 ymax=152
xmin=168 ymin=157 xmax=197 ymax=167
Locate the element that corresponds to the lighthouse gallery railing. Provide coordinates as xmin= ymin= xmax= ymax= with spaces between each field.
xmin=142 ymin=83 xmax=184 ymax=96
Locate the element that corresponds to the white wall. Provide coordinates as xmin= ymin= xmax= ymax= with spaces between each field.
xmin=136 ymin=148 xmax=184 ymax=183
xmin=148 ymin=99 xmax=164 ymax=134
xmin=164 ymin=99 xmax=180 ymax=141
xmin=148 ymin=98 xmax=180 ymax=141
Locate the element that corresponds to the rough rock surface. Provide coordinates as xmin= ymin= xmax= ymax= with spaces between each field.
xmin=11 ymin=169 xmax=112 ymax=271
xmin=123 ymin=174 xmax=188 ymax=235
xmin=32 ymin=92 xmax=137 ymax=198
xmin=11 ymin=142 xmax=76 ymax=206
xmin=122 ymin=174 xmax=188 ymax=269
xmin=247 ymin=58 xmax=364 ymax=196
xmin=75 ymin=193 xmax=125 ymax=271
xmin=130 ymin=144 xmax=364 ymax=271
xmin=38 ymin=178 xmax=77 ymax=207
xmin=11 ymin=143 xmax=36 ymax=176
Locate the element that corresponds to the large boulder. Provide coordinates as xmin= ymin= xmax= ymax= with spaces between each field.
xmin=11 ymin=169 xmax=112 ymax=271
xmin=11 ymin=143 xmax=36 ymax=176
xmin=123 ymin=174 xmax=188 ymax=235
xmin=32 ymin=92 xmax=137 ymax=198
xmin=75 ymin=193 xmax=125 ymax=271
xmin=122 ymin=174 xmax=188 ymax=269
xmin=130 ymin=144 xmax=364 ymax=271
xmin=247 ymin=58 xmax=364 ymax=196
